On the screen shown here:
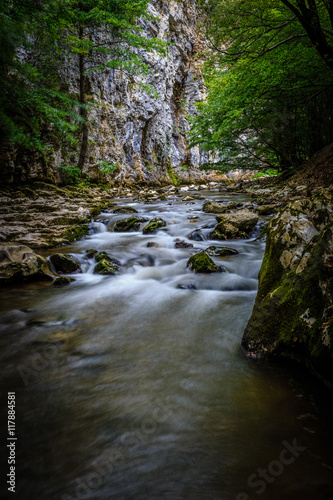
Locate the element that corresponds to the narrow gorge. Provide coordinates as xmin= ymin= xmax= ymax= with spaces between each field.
xmin=1 ymin=1 xmax=333 ymax=499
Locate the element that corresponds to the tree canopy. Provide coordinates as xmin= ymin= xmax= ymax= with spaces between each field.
xmin=189 ymin=0 xmax=333 ymax=171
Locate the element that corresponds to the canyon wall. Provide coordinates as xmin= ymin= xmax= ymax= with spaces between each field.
xmin=0 ymin=0 xmax=211 ymax=186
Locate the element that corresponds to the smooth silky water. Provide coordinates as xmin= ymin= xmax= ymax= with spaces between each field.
xmin=1 ymin=189 xmax=333 ymax=500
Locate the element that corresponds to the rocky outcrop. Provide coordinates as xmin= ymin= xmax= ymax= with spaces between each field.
xmin=242 ymin=190 xmax=333 ymax=389
xmin=0 ymin=0 xmax=211 ymax=187
xmin=0 ymin=184 xmax=116 ymax=248
xmin=0 ymin=245 xmax=54 ymax=284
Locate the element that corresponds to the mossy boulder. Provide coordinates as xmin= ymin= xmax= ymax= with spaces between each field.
xmin=187 ymin=252 xmax=225 ymax=273
xmin=142 ymin=218 xmax=167 ymax=234
xmin=49 ymin=253 xmax=81 ymax=274
xmin=113 ymin=206 xmax=138 ymax=214
xmin=0 ymin=245 xmax=54 ymax=284
xmin=210 ymin=209 xmax=259 ymax=240
xmin=93 ymin=251 xmax=121 ymax=275
xmin=202 ymin=201 xmax=230 ymax=214
xmin=113 ymin=217 xmax=148 ymax=232
xmin=205 ymin=246 xmax=239 ymax=257
xmin=242 ymin=191 xmax=333 ymax=390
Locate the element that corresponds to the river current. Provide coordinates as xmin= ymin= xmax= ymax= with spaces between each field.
xmin=1 ymin=187 xmax=333 ymax=500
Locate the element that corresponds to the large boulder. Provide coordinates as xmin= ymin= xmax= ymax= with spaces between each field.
xmin=242 ymin=191 xmax=333 ymax=389
xmin=49 ymin=253 xmax=81 ymax=274
xmin=187 ymin=252 xmax=225 ymax=273
xmin=210 ymin=209 xmax=259 ymax=240
xmin=0 ymin=245 xmax=54 ymax=284
xmin=202 ymin=201 xmax=230 ymax=214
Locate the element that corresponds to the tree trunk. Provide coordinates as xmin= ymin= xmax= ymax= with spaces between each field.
xmin=77 ymin=26 xmax=88 ymax=171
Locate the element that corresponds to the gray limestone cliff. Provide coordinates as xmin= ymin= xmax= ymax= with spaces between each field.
xmin=0 ymin=0 xmax=210 ymax=186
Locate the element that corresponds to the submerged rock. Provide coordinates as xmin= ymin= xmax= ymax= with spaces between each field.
xmin=175 ymin=239 xmax=193 ymax=249
xmin=142 ymin=218 xmax=167 ymax=234
xmin=210 ymin=209 xmax=259 ymax=240
xmin=0 ymin=245 xmax=54 ymax=284
xmin=187 ymin=252 xmax=225 ymax=273
xmin=53 ymin=276 xmax=75 ymax=287
xmin=113 ymin=216 xmax=148 ymax=232
xmin=188 ymin=230 xmax=205 ymax=241
xmin=49 ymin=253 xmax=81 ymax=274
xmin=113 ymin=206 xmax=138 ymax=214
xmin=242 ymin=191 xmax=333 ymax=389
xmin=147 ymin=242 xmax=159 ymax=248
xmin=177 ymin=283 xmax=197 ymax=290
xmin=205 ymin=246 xmax=239 ymax=257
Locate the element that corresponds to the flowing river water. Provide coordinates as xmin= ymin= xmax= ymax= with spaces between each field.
xmin=1 ymin=187 xmax=333 ymax=500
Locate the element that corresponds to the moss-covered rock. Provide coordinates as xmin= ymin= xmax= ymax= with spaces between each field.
xmin=53 ymin=276 xmax=75 ymax=287
xmin=142 ymin=218 xmax=167 ymax=234
xmin=93 ymin=251 xmax=121 ymax=275
xmin=242 ymin=190 xmax=333 ymax=390
xmin=113 ymin=206 xmax=138 ymax=214
xmin=49 ymin=253 xmax=81 ymax=274
xmin=255 ymin=204 xmax=280 ymax=216
xmin=94 ymin=260 xmax=119 ymax=275
xmin=61 ymin=224 xmax=89 ymax=242
xmin=187 ymin=252 xmax=225 ymax=273
xmin=86 ymin=249 xmax=98 ymax=259
xmin=113 ymin=217 xmax=148 ymax=232
xmin=205 ymin=246 xmax=239 ymax=257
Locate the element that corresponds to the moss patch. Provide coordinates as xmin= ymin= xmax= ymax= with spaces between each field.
xmin=187 ymin=252 xmax=225 ymax=273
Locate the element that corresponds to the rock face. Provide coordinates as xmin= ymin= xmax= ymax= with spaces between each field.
xmin=0 ymin=245 xmax=54 ymax=284
xmin=242 ymin=191 xmax=333 ymax=389
xmin=210 ymin=209 xmax=259 ymax=240
xmin=0 ymin=0 xmax=210 ymax=187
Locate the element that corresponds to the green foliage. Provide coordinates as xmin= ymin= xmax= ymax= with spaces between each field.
xmin=191 ymin=0 xmax=333 ymax=171
xmin=253 ymin=169 xmax=279 ymax=178
xmin=167 ymin=168 xmax=180 ymax=186
xmin=57 ymin=165 xmax=81 ymax=185
xmin=97 ymin=160 xmax=120 ymax=174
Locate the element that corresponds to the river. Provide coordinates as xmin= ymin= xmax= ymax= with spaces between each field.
xmin=1 ymin=187 xmax=333 ymax=500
